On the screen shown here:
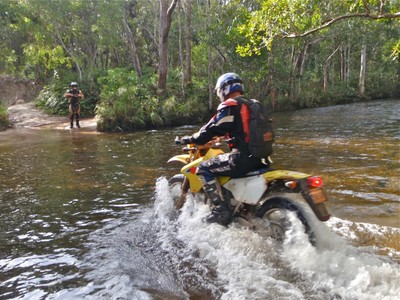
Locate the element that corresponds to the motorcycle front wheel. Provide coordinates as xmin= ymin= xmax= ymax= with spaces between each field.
xmin=256 ymin=196 xmax=315 ymax=245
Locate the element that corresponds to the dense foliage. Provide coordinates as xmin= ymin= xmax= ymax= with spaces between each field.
xmin=0 ymin=104 xmax=10 ymax=130
xmin=0 ymin=0 xmax=399 ymax=131
xmin=95 ymin=67 xmax=208 ymax=131
xmin=36 ymin=71 xmax=100 ymax=118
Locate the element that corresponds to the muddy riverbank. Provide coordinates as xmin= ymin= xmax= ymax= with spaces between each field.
xmin=7 ymin=102 xmax=97 ymax=131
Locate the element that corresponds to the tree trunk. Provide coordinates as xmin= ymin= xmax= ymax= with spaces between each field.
xmin=346 ymin=46 xmax=351 ymax=84
xmin=359 ymin=42 xmax=367 ymax=97
xmin=323 ymin=63 xmax=329 ymax=93
xmin=340 ymin=45 xmax=350 ymax=84
xmin=206 ymin=0 xmax=213 ymax=111
xmin=54 ymin=29 xmax=83 ymax=80
xmin=299 ymin=42 xmax=309 ymax=77
xmin=340 ymin=46 xmax=344 ymax=81
xmin=289 ymin=43 xmax=307 ymax=104
xmin=297 ymin=42 xmax=310 ymax=97
xmin=289 ymin=46 xmax=296 ymax=104
xmin=177 ymin=1 xmax=184 ymax=95
xmin=323 ymin=46 xmax=340 ymax=93
xmin=268 ymin=55 xmax=276 ymax=110
xmin=157 ymin=0 xmax=179 ymax=95
xmin=184 ymin=0 xmax=192 ymax=85
xmin=123 ymin=10 xmax=142 ymax=77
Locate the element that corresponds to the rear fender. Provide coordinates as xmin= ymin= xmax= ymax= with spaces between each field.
xmin=262 ymin=169 xmax=330 ymax=222
xmin=262 ymin=170 xmax=310 ymax=181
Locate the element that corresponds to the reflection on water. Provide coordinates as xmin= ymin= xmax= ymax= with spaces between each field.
xmin=0 ymin=99 xmax=399 ymax=299
xmin=0 ymin=129 xmax=181 ymax=298
xmin=273 ymin=100 xmax=400 ymax=228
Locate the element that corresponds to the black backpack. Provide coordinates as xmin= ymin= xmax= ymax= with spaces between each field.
xmin=235 ymin=97 xmax=275 ymax=158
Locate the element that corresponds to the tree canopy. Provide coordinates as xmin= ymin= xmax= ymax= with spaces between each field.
xmin=0 ymin=0 xmax=399 ymax=130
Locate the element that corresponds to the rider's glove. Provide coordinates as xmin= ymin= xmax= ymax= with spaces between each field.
xmin=181 ymin=136 xmax=193 ymax=144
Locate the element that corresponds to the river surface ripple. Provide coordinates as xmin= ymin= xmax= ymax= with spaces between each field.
xmin=0 ymin=99 xmax=399 ymax=299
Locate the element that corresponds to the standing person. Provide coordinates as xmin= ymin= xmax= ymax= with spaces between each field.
xmin=181 ymin=73 xmax=272 ymax=226
xmin=64 ymin=82 xmax=84 ymax=129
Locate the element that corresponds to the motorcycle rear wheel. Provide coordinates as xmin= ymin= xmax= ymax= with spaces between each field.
xmin=256 ymin=196 xmax=315 ymax=245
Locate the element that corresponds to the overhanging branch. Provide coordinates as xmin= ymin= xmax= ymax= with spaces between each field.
xmin=283 ymin=12 xmax=400 ymax=39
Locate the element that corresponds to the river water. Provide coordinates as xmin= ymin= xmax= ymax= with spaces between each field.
xmin=0 ymin=99 xmax=399 ymax=299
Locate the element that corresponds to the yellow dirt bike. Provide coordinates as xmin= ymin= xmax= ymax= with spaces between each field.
xmin=167 ymin=137 xmax=330 ymax=244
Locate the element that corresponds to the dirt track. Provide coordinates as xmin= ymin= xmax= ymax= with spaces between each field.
xmin=7 ymin=102 xmax=97 ymax=131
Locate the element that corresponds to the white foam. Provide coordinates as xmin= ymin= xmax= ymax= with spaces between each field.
xmin=282 ymin=222 xmax=400 ymax=300
xmin=153 ymin=177 xmax=400 ymax=299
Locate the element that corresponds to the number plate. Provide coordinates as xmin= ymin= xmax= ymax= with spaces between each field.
xmin=309 ymin=188 xmax=327 ymax=204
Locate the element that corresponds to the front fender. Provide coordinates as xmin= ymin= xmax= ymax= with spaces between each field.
xmin=167 ymin=154 xmax=191 ymax=164
xmin=167 ymin=154 xmax=204 ymax=193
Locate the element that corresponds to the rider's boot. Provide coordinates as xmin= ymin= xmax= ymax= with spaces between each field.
xmin=76 ymin=120 xmax=80 ymax=128
xmin=203 ymin=182 xmax=232 ymax=226
xmin=70 ymin=121 xmax=73 ymax=129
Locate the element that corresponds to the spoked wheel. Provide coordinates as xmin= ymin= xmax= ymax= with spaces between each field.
xmin=168 ymin=174 xmax=187 ymax=209
xmin=260 ymin=208 xmax=288 ymax=242
xmin=256 ymin=196 xmax=315 ymax=244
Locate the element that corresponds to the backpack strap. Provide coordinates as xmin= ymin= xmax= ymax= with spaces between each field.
xmin=217 ymin=98 xmax=239 ymax=111
xmin=233 ymin=96 xmax=252 ymax=143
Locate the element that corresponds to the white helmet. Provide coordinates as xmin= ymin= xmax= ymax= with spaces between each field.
xmin=214 ymin=73 xmax=244 ymax=102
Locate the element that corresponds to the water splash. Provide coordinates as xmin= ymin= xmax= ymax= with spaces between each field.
xmin=152 ymin=177 xmax=400 ymax=299
xmin=71 ymin=177 xmax=399 ymax=299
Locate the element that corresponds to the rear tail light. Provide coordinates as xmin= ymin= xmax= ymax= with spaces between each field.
xmin=307 ymin=176 xmax=323 ymax=188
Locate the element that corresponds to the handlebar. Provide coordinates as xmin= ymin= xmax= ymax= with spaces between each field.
xmin=174 ymin=136 xmax=223 ymax=150
xmin=174 ymin=136 xmax=182 ymax=145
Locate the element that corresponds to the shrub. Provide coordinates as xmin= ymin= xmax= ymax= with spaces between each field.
xmin=96 ymin=68 xmax=209 ymax=132
xmin=0 ymin=104 xmax=10 ymax=130
xmin=35 ymin=74 xmax=100 ymax=117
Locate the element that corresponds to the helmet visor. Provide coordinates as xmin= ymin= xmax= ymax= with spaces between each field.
xmin=215 ymin=87 xmax=224 ymax=102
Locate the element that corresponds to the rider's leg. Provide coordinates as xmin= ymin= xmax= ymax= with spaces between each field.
xmin=75 ymin=105 xmax=80 ymax=128
xmin=197 ymin=153 xmax=234 ymax=226
xmin=69 ymin=105 xmax=74 ymax=128
xmin=203 ymin=180 xmax=232 ymax=226
xmin=203 ymin=180 xmax=223 ymax=206
xmin=196 ymin=152 xmax=266 ymax=226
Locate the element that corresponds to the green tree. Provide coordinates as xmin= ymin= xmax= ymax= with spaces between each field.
xmin=0 ymin=0 xmax=399 ymax=131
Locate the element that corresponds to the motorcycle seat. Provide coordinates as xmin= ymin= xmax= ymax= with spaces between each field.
xmin=245 ymin=168 xmax=272 ymax=176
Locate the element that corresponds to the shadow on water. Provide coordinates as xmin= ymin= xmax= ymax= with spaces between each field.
xmin=0 ymin=99 xmax=399 ymax=299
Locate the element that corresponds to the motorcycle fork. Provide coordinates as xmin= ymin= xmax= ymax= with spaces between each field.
xmin=176 ymin=176 xmax=190 ymax=209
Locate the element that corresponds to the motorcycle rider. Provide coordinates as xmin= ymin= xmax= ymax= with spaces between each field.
xmin=182 ymin=73 xmax=269 ymax=226
xmin=64 ymin=82 xmax=84 ymax=129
